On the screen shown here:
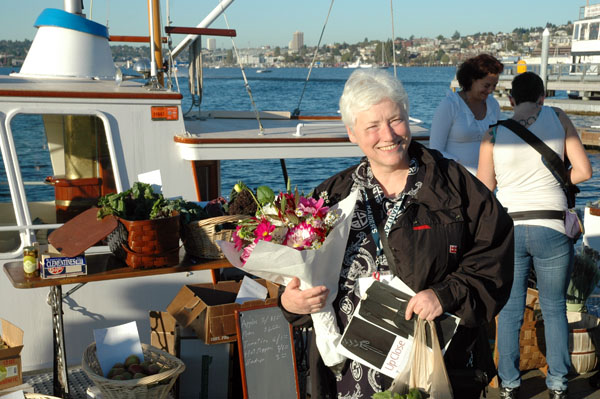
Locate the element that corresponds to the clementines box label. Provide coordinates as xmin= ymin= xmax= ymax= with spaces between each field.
xmin=40 ymin=253 xmax=87 ymax=279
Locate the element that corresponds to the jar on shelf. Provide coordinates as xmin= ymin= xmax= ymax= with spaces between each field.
xmin=23 ymin=245 xmax=39 ymax=278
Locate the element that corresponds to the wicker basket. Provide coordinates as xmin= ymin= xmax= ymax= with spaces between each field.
xmin=183 ymin=215 xmax=246 ymax=259
xmin=493 ymin=289 xmax=547 ymax=373
xmin=107 ymin=213 xmax=181 ymax=269
xmin=518 ymin=294 xmax=546 ymax=371
xmin=567 ymin=311 xmax=600 ymax=374
xmin=82 ymin=343 xmax=185 ymax=399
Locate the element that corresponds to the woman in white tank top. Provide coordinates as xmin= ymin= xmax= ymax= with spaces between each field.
xmin=477 ymin=72 xmax=592 ymax=399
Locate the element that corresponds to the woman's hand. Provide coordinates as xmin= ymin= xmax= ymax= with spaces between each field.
xmin=405 ymin=289 xmax=443 ymax=321
xmin=281 ymin=277 xmax=329 ymax=314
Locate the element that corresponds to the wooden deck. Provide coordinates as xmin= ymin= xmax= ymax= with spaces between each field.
xmin=580 ymin=127 xmax=600 ymax=149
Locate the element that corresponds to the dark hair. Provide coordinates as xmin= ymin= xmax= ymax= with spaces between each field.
xmin=511 ymin=72 xmax=544 ymax=105
xmin=456 ymin=54 xmax=504 ymax=91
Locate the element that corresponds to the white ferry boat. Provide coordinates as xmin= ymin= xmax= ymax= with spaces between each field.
xmin=571 ymin=1 xmax=600 ymax=74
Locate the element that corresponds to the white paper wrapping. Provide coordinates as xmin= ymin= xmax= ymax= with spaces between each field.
xmin=218 ymin=190 xmax=358 ymax=367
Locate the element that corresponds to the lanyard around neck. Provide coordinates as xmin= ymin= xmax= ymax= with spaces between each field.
xmin=362 ymin=188 xmax=406 ymax=266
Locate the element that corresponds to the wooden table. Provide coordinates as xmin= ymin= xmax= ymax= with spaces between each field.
xmin=3 ymin=250 xmax=231 ymax=399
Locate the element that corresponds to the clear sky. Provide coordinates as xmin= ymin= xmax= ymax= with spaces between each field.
xmin=0 ymin=0 xmax=587 ymax=49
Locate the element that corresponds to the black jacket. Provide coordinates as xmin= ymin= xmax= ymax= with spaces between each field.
xmin=280 ymin=142 xmax=514 ymax=398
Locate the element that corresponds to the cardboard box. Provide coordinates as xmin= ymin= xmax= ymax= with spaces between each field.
xmin=149 ymin=311 xmax=179 ymax=356
xmin=40 ymin=252 xmax=87 ymax=279
xmin=166 ymin=280 xmax=279 ymax=344
xmin=0 ymin=319 xmax=24 ymax=391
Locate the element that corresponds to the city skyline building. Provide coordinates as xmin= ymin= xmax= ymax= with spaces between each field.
xmin=207 ymin=37 xmax=216 ymax=51
xmin=289 ymin=31 xmax=303 ymax=52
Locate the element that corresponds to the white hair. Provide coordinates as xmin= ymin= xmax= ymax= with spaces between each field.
xmin=339 ymin=69 xmax=409 ymax=129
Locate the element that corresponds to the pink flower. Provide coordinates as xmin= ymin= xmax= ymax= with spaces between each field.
xmin=285 ymin=222 xmax=321 ymax=250
xmin=298 ymin=197 xmax=329 ymax=218
xmin=233 ymin=226 xmax=245 ymax=251
xmin=254 ymin=219 xmax=275 ymax=243
xmin=240 ymin=241 xmax=257 ymax=264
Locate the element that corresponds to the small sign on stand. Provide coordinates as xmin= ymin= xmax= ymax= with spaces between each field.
xmin=235 ymin=304 xmax=300 ymax=399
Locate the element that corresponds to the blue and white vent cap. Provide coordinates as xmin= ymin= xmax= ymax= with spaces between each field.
xmin=34 ymin=8 xmax=109 ymax=39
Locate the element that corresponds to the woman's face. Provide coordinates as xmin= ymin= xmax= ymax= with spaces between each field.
xmin=347 ymin=98 xmax=411 ymax=175
xmin=467 ymin=73 xmax=499 ymax=102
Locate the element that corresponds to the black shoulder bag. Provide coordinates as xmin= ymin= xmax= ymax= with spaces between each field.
xmin=496 ymin=119 xmax=583 ymax=239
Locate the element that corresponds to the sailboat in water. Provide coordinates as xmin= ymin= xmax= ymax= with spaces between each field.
xmin=344 ymin=58 xmax=373 ymax=69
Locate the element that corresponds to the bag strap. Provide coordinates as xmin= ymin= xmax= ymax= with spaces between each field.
xmin=496 ymin=118 xmax=569 ymax=188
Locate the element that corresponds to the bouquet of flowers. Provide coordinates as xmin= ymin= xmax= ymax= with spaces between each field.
xmin=231 ymin=181 xmax=340 ymax=263
xmin=218 ymin=181 xmax=358 ymax=367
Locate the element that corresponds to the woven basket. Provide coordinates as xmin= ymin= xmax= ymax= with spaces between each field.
xmin=567 ymin=311 xmax=600 ymax=374
xmin=518 ymin=295 xmax=546 ymax=371
xmin=183 ymin=215 xmax=246 ymax=259
xmin=493 ymin=289 xmax=547 ymax=373
xmin=107 ymin=213 xmax=181 ymax=269
xmin=82 ymin=343 xmax=185 ymax=399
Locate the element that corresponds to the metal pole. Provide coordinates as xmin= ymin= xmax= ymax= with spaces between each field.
xmin=540 ymin=28 xmax=550 ymax=93
xmin=172 ymin=0 xmax=236 ymax=59
xmin=64 ymin=0 xmax=83 ymax=15
xmin=148 ymin=0 xmax=158 ymax=80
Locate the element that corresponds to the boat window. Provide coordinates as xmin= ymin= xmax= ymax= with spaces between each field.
xmin=0 ymin=113 xmax=115 ymax=254
xmin=574 ymin=24 xmax=580 ymax=40
xmin=580 ymin=23 xmax=588 ymax=40
xmin=590 ymin=22 xmax=600 ymax=40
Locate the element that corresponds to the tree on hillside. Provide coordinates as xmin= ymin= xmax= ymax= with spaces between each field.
xmin=566 ymin=23 xmax=573 ymax=35
xmin=452 ymin=30 xmax=461 ymax=40
xmin=341 ymin=52 xmax=354 ymax=63
xmin=434 ymin=49 xmax=445 ymax=61
xmin=437 ymin=34 xmax=444 ymax=41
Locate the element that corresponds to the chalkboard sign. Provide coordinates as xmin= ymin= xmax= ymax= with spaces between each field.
xmin=235 ymin=304 xmax=300 ymax=399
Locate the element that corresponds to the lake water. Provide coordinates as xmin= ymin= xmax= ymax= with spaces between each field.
xmin=193 ymin=67 xmax=600 ymax=207
xmin=1 ymin=66 xmax=600 ymax=207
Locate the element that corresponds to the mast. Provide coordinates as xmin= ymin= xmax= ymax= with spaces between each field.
xmin=148 ymin=0 xmax=163 ymax=85
xmin=64 ymin=0 xmax=84 ymax=16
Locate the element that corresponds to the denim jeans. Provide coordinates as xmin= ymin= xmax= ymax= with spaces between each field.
xmin=497 ymin=225 xmax=573 ymax=391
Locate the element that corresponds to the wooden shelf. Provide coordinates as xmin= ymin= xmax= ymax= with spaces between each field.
xmin=3 ymin=249 xmax=231 ymax=289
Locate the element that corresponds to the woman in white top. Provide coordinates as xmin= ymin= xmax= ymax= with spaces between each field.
xmin=429 ymin=54 xmax=504 ymax=174
xmin=477 ymin=72 xmax=592 ymax=399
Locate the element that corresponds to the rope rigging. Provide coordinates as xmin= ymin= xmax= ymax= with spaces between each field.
xmin=223 ymin=14 xmax=265 ymax=135
xmin=292 ymin=0 xmax=335 ymax=117
xmin=390 ymin=0 xmax=397 ymax=78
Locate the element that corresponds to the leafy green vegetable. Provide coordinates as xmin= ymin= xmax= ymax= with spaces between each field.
xmin=97 ymin=182 xmax=207 ymax=223
xmin=256 ymin=185 xmax=275 ymax=206
xmin=371 ymin=388 xmax=423 ymax=399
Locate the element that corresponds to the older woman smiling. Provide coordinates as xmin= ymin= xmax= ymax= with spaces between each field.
xmin=279 ymin=69 xmax=514 ymax=399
